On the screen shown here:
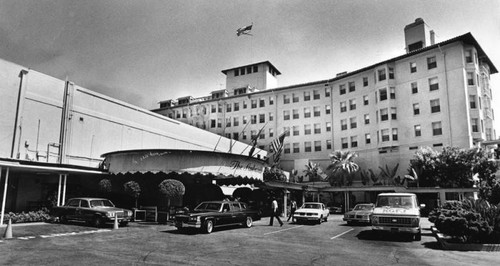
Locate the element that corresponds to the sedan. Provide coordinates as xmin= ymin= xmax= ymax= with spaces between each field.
xmin=293 ymin=202 xmax=330 ymax=224
xmin=343 ymin=203 xmax=375 ymax=225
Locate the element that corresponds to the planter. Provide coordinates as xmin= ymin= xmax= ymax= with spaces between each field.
xmin=431 ymin=227 xmax=500 ymax=251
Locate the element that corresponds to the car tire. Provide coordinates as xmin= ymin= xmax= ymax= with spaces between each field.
xmin=244 ymin=217 xmax=253 ymax=228
xmin=92 ymin=216 xmax=104 ymax=228
xmin=204 ymin=220 xmax=214 ymax=234
xmin=318 ymin=216 xmax=323 ymax=224
xmin=324 ymin=215 xmax=328 ymax=222
xmin=59 ymin=215 xmax=68 ymax=224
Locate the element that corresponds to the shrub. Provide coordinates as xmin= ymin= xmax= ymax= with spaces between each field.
xmin=3 ymin=208 xmax=51 ymax=224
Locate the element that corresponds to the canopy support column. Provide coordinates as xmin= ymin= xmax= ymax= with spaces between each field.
xmin=57 ymin=174 xmax=62 ymax=206
xmin=61 ymin=174 xmax=67 ymax=206
xmin=1 ymin=167 xmax=10 ymax=226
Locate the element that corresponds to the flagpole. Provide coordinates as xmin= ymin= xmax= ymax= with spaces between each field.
xmin=240 ymin=120 xmax=269 ymax=157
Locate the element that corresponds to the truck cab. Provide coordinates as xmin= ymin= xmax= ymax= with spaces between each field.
xmin=371 ymin=193 xmax=424 ymax=241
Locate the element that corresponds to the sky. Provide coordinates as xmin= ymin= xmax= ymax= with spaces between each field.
xmin=1 ymin=0 xmax=499 ymax=132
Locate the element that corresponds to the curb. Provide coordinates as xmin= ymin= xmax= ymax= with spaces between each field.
xmin=431 ymin=226 xmax=500 ymax=251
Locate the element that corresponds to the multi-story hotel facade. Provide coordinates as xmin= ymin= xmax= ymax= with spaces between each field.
xmin=152 ymin=19 xmax=498 ymax=179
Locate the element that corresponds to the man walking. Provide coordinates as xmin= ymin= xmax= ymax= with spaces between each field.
xmin=287 ymin=199 xmax=297 ymax=223
xmin=269 ymin=198 xmax=283 ymax=227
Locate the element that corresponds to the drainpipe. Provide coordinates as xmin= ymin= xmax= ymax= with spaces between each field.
xmin=438 ymin=45 xmax=453 ymax=146
xmin=11 ymin=70 xmax=29 ymax=159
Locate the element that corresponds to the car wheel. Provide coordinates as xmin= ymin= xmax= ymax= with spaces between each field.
xmin=92 ymin=216 xmax=104 ymax=228
xmin=324 ymin=215 xmax=328 ymax=222
xmin=59 ymin=215 xmax=68 ymax=224
xmin=318 ymin=216 xmax=323 ymax=224
xmin=204 ymin=220 xmax=214 ymax=234
xmin=244 ymin=217 xmax=253 ymax=228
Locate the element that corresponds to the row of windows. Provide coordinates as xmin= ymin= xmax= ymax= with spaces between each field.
xmin=283 ymin=140 xmax=332 ymax=154
xmin=283 ymin=89 xmax=330 ymax=104
xmin=283 ymin=105 xmax=331 ymax=120
xmin=234 ymin=65 xmax=259 ymax=76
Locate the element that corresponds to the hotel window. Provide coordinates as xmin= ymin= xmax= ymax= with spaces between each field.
xmin=467 ymin=72 xmax=474 ymax=86
xmin=211 ymin=104 xmax=216 ymax=113
xmin=243 ymin=116 xmax=248 ymax=124
xmin=465 ymin=50 xmax=473 ymax=63
xmin=304 ymin=124 xmax=311 ymax=135
xmin=339 ymin=84 xmax=346 ymax=95
xmin=225 ymin=133 xmax=231 ymax=139
xmin=232 ymin=133 xmax=239 ymax=140
xmin=234 ymin=102 xmax=239 ymax=111
xmin=326 ymin=139 xmax=332 ymax=149
xmin=325 ymin=87 xmax=331 ymax=97
xmin=469 ymin=95 xmax=477 ymax=109
xmin=341 ymin=137 xmax=348 ymax=149
xmin=218 ymin=103 xmax=222 ymax=112
xmin=293 ymin=143 xmax=300 ymax=153
xmin=269 ymin=96 xmax=274 ymax=105
xmin=284 ymin=143 xmax=290 ymax=154
xmin=349 ymin=99 xmax=356 ymax=110
xmin=283 ymin=95 xmax=290 ymax=104
xmin=313 ymin=90 xmax=320 ymax=100
xmin=326 ymin=122 xmax=332 ymax=132
xmin=225 ymin=118 xmax=231 ymax=128
xmin=303 ymin=107 xmax=311 ymax=118
xmin=389 ymin=87 xmax=396 ymax=99
xmin=259 ymin=98 xmax=265 ymax=107
xmin=313 ymin=106 xmax=321 ymax=117
xmin=243 ymin=101 xmax=247 ymax=109
xmin=314 ymin=141 xmax=322 ymax=152
xmin=348 ymin=81 xmax=355 ymax=92
xmin=304 ymin=91 xmax=311 ymax=101
xmin=432 ymin=121 xmax=442 ymax=136
xmin=340 ymin=101 xmax=347 ymax=112
xmin=314 ymin=123 xmax=321 ymax=134
xmin=410 ymin=62 xmax=417 ymax=73
xmin=430 ymin=99 xmax=441 ymax=113
xmin=429 ymin=77 xmax=439 ymax=91
xmin=269 ymin=112 xmax=274 ymax=121
xmin=350 ymin=117 xmax=357 ymax=129
xmin=427 ymin=56 xmax=437 ymax=69
xmin=381 ymin=129 xmax=390 ymax=141
xmin=259 ymin=129 xmax=265 ymax=139
xmin=293 ymin=93 xmax=299 ymax=103
xmin=293 ymin=109 xmax=299 ymax=119
xmin=391 ymin=107 xmax=397 ymax=120
xmin=283 ymin=110 xmax=290 ymax=120
xmin=240 ymin=68 xmax=245 ymax=75
xmin=293 ymin=126 xmax=300 ymax=136
xmin=247 ymin=66 xmax=252 ymax=74
xmin=259 ymin=114 xmax=265 ymax=123
xmin=242 ymin=131 xmax=247 ymax=140
xmin=364 ymin=114 xmax=370 ymax=124
xmin=233 ymin=117 xmax=239 ymax=127
xmin=284 ymin=127 xmax=290 ymax=136
xmin=341 ymin=119 xmax=347 ymax=130
xmin=226 ymin=103 xmax=232 ymax=112
xmin=413 ymin=103 xmax=420 ymax=115
xmin=388 ymin=67 xmax=394 ymax=79
xmin=378 ymin=69 xmax=386 ymax=81
xmin=365 ymin=133 xmax=371 ymax=144
xmin=392 ymin=128 xmax=398 ymax=141
xmin=211 ymin=119 xmax=216 ymax=128
xmin=379 ymin=88 xmax=387 ymax=101
xmin=251 ymin=115 xmax=257 ymax=124
xmin=414 ymin=125 xmax=422 ymax=137
xmin=182 ymin=109 xmax=187 ymax=118
xmin=363 ymin=95 xmax=369 ymax=105
xmin=363 ymin=77 xmax=368 ymax=87
xmin=250 ymin=130 xmax=257 ymax=139
xmin=305 ymin=141 xmax=312 ymax=152
xmin=380 ymin=108 xmax=388 ymax=121
xmin=217 ymin=118 xmax=222 ymax=128
xmin=411 ymin=82 xmax=418 ymax=94
xmin=472 ymin=118 xmax=479 ymax=132
xmin=251 ymin=99 xmax=257 ymax=108
xmin=235 ymin=69 xmax=239 ymax=76
xmin=325 ymin=105 xmax=331 ymax=114
xmin=253 ymin=65 xmax=258 ymax=72
xmin=351 ymin=136 xmax=358 ymax=148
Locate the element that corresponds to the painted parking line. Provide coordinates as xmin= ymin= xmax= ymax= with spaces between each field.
xmin=330 ymin=228 xmax=354 ymax=240
xmin=263 ymin=225 xmax=304 ymax=236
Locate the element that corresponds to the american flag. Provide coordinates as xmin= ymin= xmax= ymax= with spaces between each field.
xmin=270 ymin=132 xmax=286 ymax=164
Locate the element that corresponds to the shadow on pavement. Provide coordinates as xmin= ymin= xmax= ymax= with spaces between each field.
xmin=356 ymin=229 xmax=417 ymax=242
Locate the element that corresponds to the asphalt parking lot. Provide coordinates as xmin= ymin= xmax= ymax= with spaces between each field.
xmin=1 ymin=215 xmax=499 ymax=265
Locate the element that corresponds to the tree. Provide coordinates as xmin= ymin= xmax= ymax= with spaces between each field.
xmin=158 ymin=179 xmax=186 ymax=209
xmin=123 ymin=181 xmax=141 ymax=209
xmin=98 ymin=179 xmax=112 ymax=194
xmin=303 ymin=161 xmax=326 ymax=182
xmin=326 ymin=150 xmax=359 ymax=187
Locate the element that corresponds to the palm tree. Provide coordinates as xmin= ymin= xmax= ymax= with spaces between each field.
xmin=303 ymin=161 xmax=326 ymax=182
xmin=326 ymin=150 xmax=359 ymax=186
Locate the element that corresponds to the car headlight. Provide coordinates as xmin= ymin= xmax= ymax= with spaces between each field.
xmin=189 ymin=216 xmax=200 ymax=222
xmin=411 ymin=217 xmax=420 ymax=226
xmin=127 ymin=210 xmax=133 ymax=217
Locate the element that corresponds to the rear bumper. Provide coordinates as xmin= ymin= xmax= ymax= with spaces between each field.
xmin=294 ymin=216 xmax=320 ymax=221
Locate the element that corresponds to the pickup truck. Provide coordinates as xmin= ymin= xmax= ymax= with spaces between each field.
xmin=52 ymin=197 xmax=133 ymax=228
xmin=371 ymin=193 xmax=425 ymax=241
xmin=174 ymin=201 xmax=261 ymax=234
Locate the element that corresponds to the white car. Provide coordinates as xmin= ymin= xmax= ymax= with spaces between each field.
xmin=293 ymin=202 xmax=330 ymax=224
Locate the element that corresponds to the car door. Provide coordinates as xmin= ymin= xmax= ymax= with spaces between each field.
xmin=78 ymin=199 xmax=92 ymax=222
xmin=219 ymin=202 xmax=233 ymax=225
xmin=231 ymin=202 xmax=244 ymax=224
xmin=65 ymin=199 xmax=80 ymax=220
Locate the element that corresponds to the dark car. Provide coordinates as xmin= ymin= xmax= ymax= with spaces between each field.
xmin=52 ymin=197 xmax=133 ymax=227
xmin=343 ymin=203 xmax=375 ymax=225
xmin=174 ymin=201 xmax=261 ymax=234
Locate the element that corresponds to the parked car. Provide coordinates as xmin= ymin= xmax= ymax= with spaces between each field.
xmin=343 ymin=203 xmax=374 ymax=225
xmin=328 ymin=205 xmax=343 ymax=214
xmin=293 ymin=202 xmax=330 ymax=224
xmin=371 ymin=193 xmax=425 ymax=241
xmin=174 ymin=201 xmax=261 ymax=234
xmin=52 ymin=198 xmax=133 ymax=227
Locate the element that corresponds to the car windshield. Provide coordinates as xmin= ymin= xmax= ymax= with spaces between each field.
xmin=376 ymin=196 xmax=414 ymax=208
xmin=353 ymin=204 xmax=373 ymax=211
xmin=303 ymin=203 xmax=321 ymax=209
xmin=194 ymin=202 xmax=222 ymax=211
xmin=90 ymin=200 xmax=115 ymax=208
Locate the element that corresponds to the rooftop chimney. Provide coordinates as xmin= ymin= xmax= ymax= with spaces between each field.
xmin=404 ymin=18 xmax=434 ymax=53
